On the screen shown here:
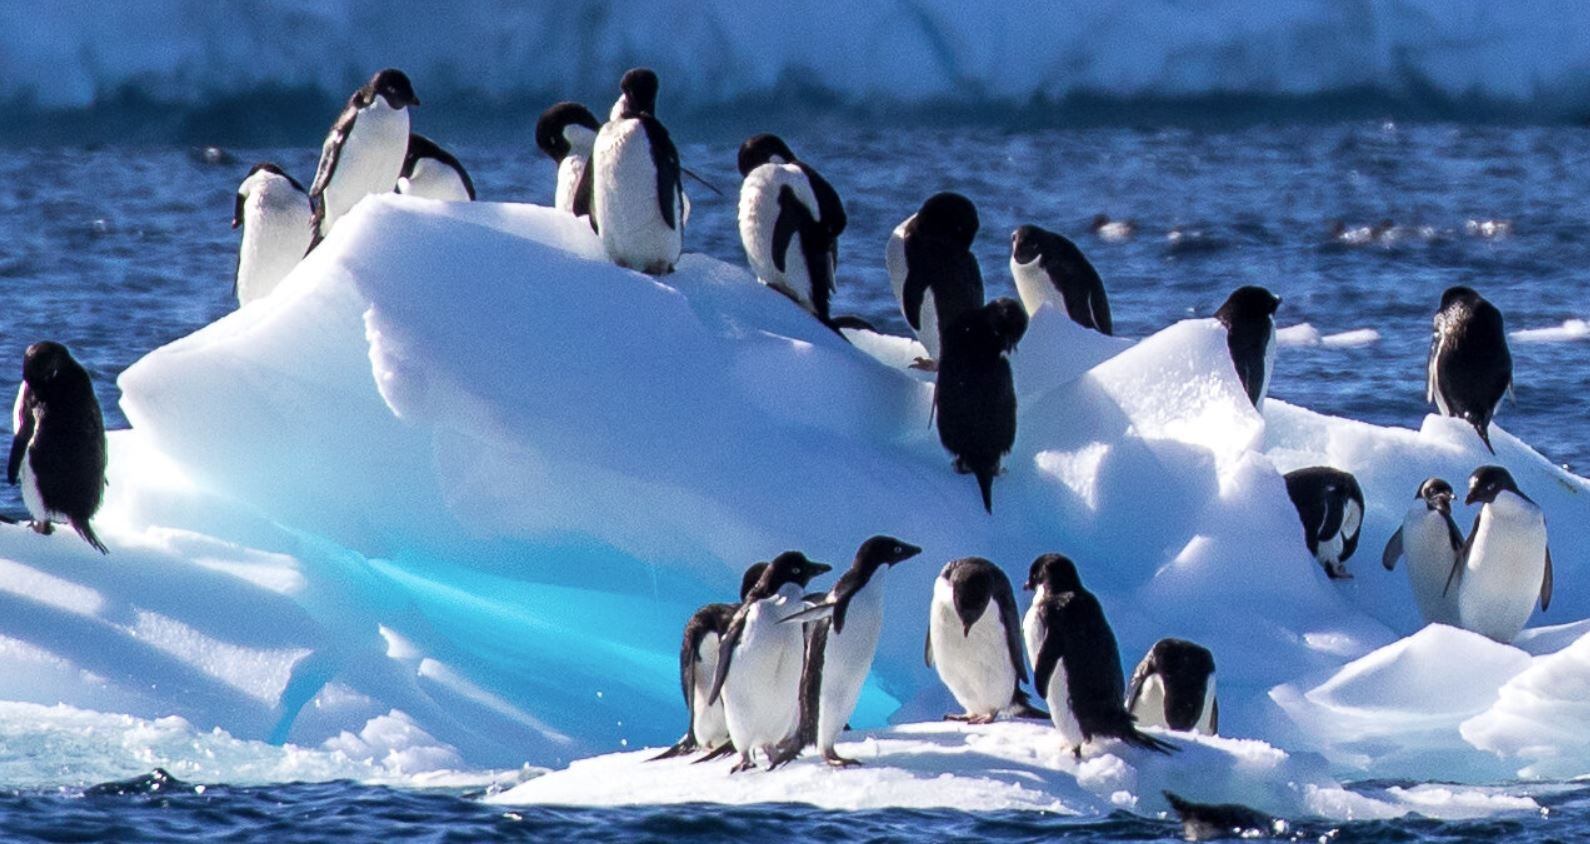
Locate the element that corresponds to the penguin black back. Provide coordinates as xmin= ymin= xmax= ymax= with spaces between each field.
xmin=1010 ymin=224 xmax=1112 ymax=335
xmin=1214 ymin=285 xmax=1281 ymax=409
xmin=901 ymin=192 xmax=984 ymax=339
xmin=935 ymin=299 xmax=1025 ymax=513
xmin=535 ymin=102 xmax=600 ymax=162
xmin=8 ymin=342 xmax=108 ymax=554
xmin=1125 ymin=638 xmax=1217 ymax=732
xmin=401 ymin=133 xmax=476 ymax=200
xmin=1428 ymin=286 xmax=1512 ymax=453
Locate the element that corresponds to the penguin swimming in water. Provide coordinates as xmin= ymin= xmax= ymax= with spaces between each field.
xmin=927 ymin=557 xmax=1047 ymax=723
xmin=396 ymin=133 xmax=475 ymax=202
xmin=8 ymin=342 xmax=108 ymax=554
xmin=887 ymin=192 xmax=984 ymax=369
xmin=591 ymin=68 xmax=686 ymax=275
xmin=1446 ymin=466 xmax=1551 ymax=644
xmin=232 ymin=162 xmax=312 ymax=306
xmin=1214 ymin=285 xmax=1281 ymax=410
xmin=709 ymin=551 xmax=832 ymax=772
xmin=935 ymin=298 xmax=1026 ymax=513
xmin=1009 ymin=225 xmax=1112 ymax=335
xmin=1125 ymin=638 xmax=1218 ymax=735
xmin=1428 ymin=286 xmax=1512 ymax=454
xmin=535 ymin=101 xmax=602 ymax=221
xmin=737 ymin=134 xmax=848 ymax=326
xmin=1282 ymin=466 xmax=1365 ymax=580
xmin=1029 ymin=557 xmax=1177 ymax=757
xmin=771 ymin=536 xmax=922 ymax=768
xmin=308 ymin=68 xmax=420 ymax=244
xmin=1382 ymin=477 xmax=1465 ymax=626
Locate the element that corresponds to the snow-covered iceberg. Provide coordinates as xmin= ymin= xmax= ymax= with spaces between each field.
xmin=1 ymin=193 xmax=1588 ymax=810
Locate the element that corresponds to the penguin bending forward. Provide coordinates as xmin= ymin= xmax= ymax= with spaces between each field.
xmin=308 ymin=68 xmax=420 ymax=244
xmin=1428 ymin=286 xmax=1512 ymax=453
xmin=1282 ymin=466 xmax=1365 ymax=580
xmin=535 ymin=101 xmax=602 ymax=221
xmin=1446 ymin=466 xmax=1551 ymax=644
xmin=927 ymin=557 xmax=1048 ymax=723
xmin=1214 ymin=286 xmax=1280 ymax=410
xmin=591 ymin=68 xmax=685 ymax=275
xmin=737 ymin=133 xmax=847 ymax=325
xmin=1125 ymin=638 xmax=1218 ymax=735
xmin=232 ymin=162 xmax=312 ymax=306
xmin=9 ymin=342 xmax=109 ymax=554
xmin=1009 ymin=224 xmax=1112 ymax=334
xmin=1382 ymin=477 xmax=1465 ymax=626
xmin=887 ymin=192 xmax=984 ymax=369
xmin=396 ymin=133 xmax=475 ymax=202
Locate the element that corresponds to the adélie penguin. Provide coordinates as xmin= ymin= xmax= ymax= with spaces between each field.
xmin=1428 ymin=286 xmax=1512 ymax=453
xmin=935 ymin=298 xmax=1027 ymax=513
xmin=737 ymin=133 xmax=847 ymax=326
xmin=8 ymin=342 xmax=109 ymax=554
xmin=1009 ymin=225 xmax=1112 ymax=335
xmin=708 ymin=551 xmax=832 ymax=772
xmin=1446 ymin=466 xmax=1551 ymax=644
xmin=1282 ymin=466 xmax=1365 ymax=579
xmin=1125 ymin=638 xmax=1218 ymax=735
xmin=396 ymin=133 xmax=475 ymax=201
xmin=886 ymin=192 xmax=985 ymax=369
xmin=1214 ymin=285 xmax=1281 ymax=410
xmin=591 ymin=68 xmax=686 ymax=275
xmin=926 ymin=557 xmax=1048 ymax=723
xmin=771 ymin=536 xmax=922 ymax=767
xmin=534 ymin=101 xmax=601 ymax=221
xmin=1382 ymin=477 xmax=1465 ymax=626
xmin=232 ymin=162 xmax=312 ymax=306
xmin=308 ymin=68 xmax=420 ymax=244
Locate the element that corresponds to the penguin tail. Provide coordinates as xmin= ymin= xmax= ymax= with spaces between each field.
xmin=825 ymin=315 xmax=877 ymax=335
xmin=72 ymin=518 xmax=108 ymax=555
xmin=647 ymin=735 xmax=698 ymax=762
xmin=1474 ymin=422 xmax=1496 ymax=454
xmin=1008 ymin=689 xmax=1050 ymax=721
xmin=1099 ymin=712 xmax=1177 ymax=754
xmin=1163 ymin=791 xmax=1196 ymax=815
xmin=975 ymin=469 xmax=995 ymax=514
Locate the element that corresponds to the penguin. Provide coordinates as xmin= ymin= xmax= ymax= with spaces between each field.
xmin=736 ymin=134 xmax=847 ymax=325
xmin=886 ymin=192 xmax=984 ymax=369
xmin=1381 ymin=477 xmax=1465 ymax=626
xmin=1446 ymin=466 xmax=1551 ymax=644
xmin=232 ymin=162 xmax=312 ymax=306
xmin=1427 ymin=286 xmax=1512 ymax=453
xmin=534 ymin=101 xmax=601 ymax=220
xmin=591 ymin=68 xmax=685 ymax=275
xmin=1214 ymin=285 xmax=1281 ymax=410
xmin=708 ymin=551 xmax=832 ymax=772
xmin=766 ymin=536 xmax=921 ymax=768
xmin=1282 ymin=466 xmax=1365 ymax=580
xmin=934 ymin=299 xmax=1026 ymax=513
xmin=1163 ymin=792 xmax=1283 ymax=840
xmin=1008 ymin=225 xmax=1112 ymax=335
xmin=1029 ymin=563 xmax=1177 ymax=757
xmin=396 ymin=133 xmax=475 ymax=202
xmin=926 ymin=557 xmax=1047 ymax=723
xmin=1124 ymin=638 xmax=1218 ymax=735
xmin=1021 ymin=553 xmax=1080 ymax=690
xmin=308 ymin=68 xmax=420 ymax=243
xmin=8 ymin=342 xmax=108 ymax=554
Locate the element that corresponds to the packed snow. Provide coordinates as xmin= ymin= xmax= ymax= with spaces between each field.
xmin=1 ymin=194 xmax=1588 ymax=816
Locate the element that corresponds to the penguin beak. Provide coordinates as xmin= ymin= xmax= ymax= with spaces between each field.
xmin=1465 ymin=488 xmax=1482 ymax=506
xmin=891 ymin=543 xmax=923 ymax=565
xmin=808 ymin=562 xmax=832 ymax=577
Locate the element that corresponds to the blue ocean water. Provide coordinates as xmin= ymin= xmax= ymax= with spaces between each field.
xmin=1 ymin=122 xmax=1587 ymax=836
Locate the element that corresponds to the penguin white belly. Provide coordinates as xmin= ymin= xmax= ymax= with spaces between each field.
xmin=1022 ymin=586 xmax=1046 ymax=673
xmin=321 ymin=102 xmax=409 ymax=233
xmin=554 ymin=153 xmax=589 ymax=215
xmin=592 ymin=119 xmax=681 ymax=274
xmin=690 ymin=631 xmax=729 ymax=749
xmin=1130 ymin=674 xmax=1168 ymax=730
xmin=1044 ymin=662 xmax=1085 ymax=748
xmin=1401 ymin=507 xmax=1461 ymax=626
xmin=17 ymin=451 xmax=52 ymax=524
xmin=930 ymin=578 xmax=1015 ymax=716
xmin=1458 ymin=495 xmax=1547 ymax=643
xmin=722 ymin=588 xmax=805 ymax=755
xmin=1010 ymin=256 xmax=1061 ymax=317
xmin=738 ymin=164 xmax=818 ymax=312
xmin=398 ymin=159 xmax=471 ymax=202
xmin=237 ymin=191 xmax=313 ymax=305
xmin=886 ymin=219 xmax=940 ymax=359
xmin=1195 ymin=677 xmax=1217 ymax=735
xmin=815 ymin=574 xmax=886 ymax=751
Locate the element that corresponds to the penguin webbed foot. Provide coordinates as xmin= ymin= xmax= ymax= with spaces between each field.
xmin=822 ymin=750 xmax=861 ymax=769
xmin=909 ymin=357 xmax=938 ymax=372
xmin=766 ymin=738 xmax=804 ymax=770
xmin=944 ymin=712 xmax=996 ymax=725
xmin=29 ymin=520 xmax=53 ymax=536
xmin=728 ymin=754 xmax=757 ymax=774
xmin=951 ymin=457 xmax=972 ymax=475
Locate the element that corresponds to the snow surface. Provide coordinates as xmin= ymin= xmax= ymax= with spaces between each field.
xmin=2 ymin=193 xmax=1590 ymax=812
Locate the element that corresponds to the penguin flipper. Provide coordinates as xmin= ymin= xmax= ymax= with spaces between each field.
xmin=770 ymin=185 xmax=810 ymax=275
xmin=1380 ymin=526 xmax=1404 ymax=571
xmin=794 ymin=619 xmax=827 ymax=751
xmin=1032 ymin=603 xmax=1064 ymax=699
xmin=1210 ymin=697 xmax=1220 ymax=735
xmin=1125 ymin=650 xmax=1157 ymax=714
xmin=900 ymin=237 xmax=931 ymax=332
xmin=990 ymin=577 xmax=1029 ymax=684
xmin=781 ymin=602 xmax=835 ymax=625
xmin=1541 ymin=548 xmax=1553 ymax=611
xmin=923 ymin=629 xmax=934 ymax=668
xmin=1447 ymin=512 xmax=1484 ymax=597
xmin=707 ymin=609 xmax=748 ymax=706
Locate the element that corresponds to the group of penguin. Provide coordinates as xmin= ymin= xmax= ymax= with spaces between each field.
xmin=655 ymin=536 xmax=1215 ymax=772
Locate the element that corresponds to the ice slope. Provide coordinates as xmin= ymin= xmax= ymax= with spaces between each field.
xmin=5 ymin=1 xmax=1590 ymax=115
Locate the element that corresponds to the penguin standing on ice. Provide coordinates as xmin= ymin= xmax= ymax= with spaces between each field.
xmin=887 ymin=192 xmax=984 ymax=369
xmin=232 ymin=162 xmax=312 ymax=306
xmin=308 ymin=68 xmax=420 ymax=243
xmin=396 ymin=134 xmax=475 ymax=202
xmin=927 ymin=557 xmax=1047 ymax=723
xmin=1125 ymin=638 xmax=1218 ymax=735
xmin=1028 ymin=555 xmax=1176 ymax=757
xmin=935 ymin=298 xmax=1026 ymax=513
xmin=1214 ymin=285 xmax=1281 ymax=410
xmin=1446 ymin=466 xmax=1551 ymax=644
xmin=772 ymin=536 xmax=922 ymax=767
xmin=1382 ymin=477 xmax=1465 ymax=626
xmin=1282 ymin=466 xmax=1365 ymax=580
xmin=1428 ymin=286 xmax=1512 ymax=453
xmin=534 ymin=101 xmax=601 ymax=220
xmin=591 ymin=68 xmax=686 ymax=275
xmin=1009 ymin=225 xmax=1112 ymax=335
xmin=8 ymin=342 xmax=108 ymax=554
xmin=737 ymin=134 xmax=847 ymax=325
xmin=709 ymin=551 xmax=832 ymax=772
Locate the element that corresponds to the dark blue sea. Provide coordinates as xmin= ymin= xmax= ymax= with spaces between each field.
xmin=1 ymin=120 xmax=1587 ymax=838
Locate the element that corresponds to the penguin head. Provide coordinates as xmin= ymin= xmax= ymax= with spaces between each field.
xmin=914 ymin=192 xmax=979 ymax=250
xmin=1214 ymin=285 xmax=1281 ymax=327
xmin=737 ymin=134 xmax=797 ymax=177
xmin=1417 ymin=477 xmax=1455 ymax=515
xmin=853 ymin=535 xmax=923 ymax=570
xmin=738 ymin=562 xmax=769 ymax=601
xmin=369 ymin=69 xmax=419 ymax=109
xmin=535 ymin=102 xmax=600 ymax=161
xmin=985 ymin=298 xmax=1028 ymax=355
xmin=235 ymin=162 xmax=302 ymax=228
xmin=756 ymin=551 xmax=832 ymax=595
xmin=1010 ymin=224 xmax=1052 ymax=265
xmin=21 ymin=341 xmax=86 ymax=398
xmin=1024 ymin=553 xmax=1082 ymax=593
xmin=618 ymin=67 xmax=660 ymax=117
xmin=1439 ymin=285 xmax=1483 ymax=313
xmin=1466 ymin=465 xmax=1522 ymax=506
